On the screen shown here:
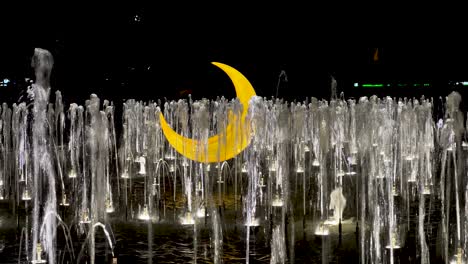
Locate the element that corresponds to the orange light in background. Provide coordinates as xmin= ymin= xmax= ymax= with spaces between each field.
xmin=373 ymin=48 xmax=379 ymax=62
xmin=178 ymin=89 xmax=192 ymax=97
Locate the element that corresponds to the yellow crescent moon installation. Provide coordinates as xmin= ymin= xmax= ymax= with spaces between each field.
xmin=159 ymin=62 xmax=256 ymax=163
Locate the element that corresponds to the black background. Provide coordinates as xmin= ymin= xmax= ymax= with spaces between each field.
xmin=1 ymin=6 xmax=468 ymax=110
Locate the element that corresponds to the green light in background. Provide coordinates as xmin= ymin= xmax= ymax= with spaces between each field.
xmin=362 ymin=84 xmax=384 ymax=88
xmin=357 ymin=82 xmax=431 ymax=88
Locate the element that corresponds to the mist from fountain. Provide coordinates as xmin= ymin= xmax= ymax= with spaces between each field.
xmin=4 ymin=49 xmax=468 ymax=263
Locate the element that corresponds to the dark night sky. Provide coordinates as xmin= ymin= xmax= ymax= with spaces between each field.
xmin=2 ymin=7 xmax=468 ymax=106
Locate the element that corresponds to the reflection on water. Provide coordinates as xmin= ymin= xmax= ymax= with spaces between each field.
xmin=0 ymin=200 xmax=358 ymax=263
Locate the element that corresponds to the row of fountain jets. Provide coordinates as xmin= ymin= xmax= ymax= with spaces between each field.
xmin=0 ymin=49 xmax=467 ymax=263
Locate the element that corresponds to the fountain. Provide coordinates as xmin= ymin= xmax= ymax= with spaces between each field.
xmin=324 ymin=187 xmax=346 ymax=226
xmin=30 ymin=243 xmax=47 ymax=264
xmin=2 ymin=48 xmax=468 ymax=263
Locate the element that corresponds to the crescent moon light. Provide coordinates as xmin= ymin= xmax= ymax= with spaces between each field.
xmin=159 ymin=62 xmax=256 ymax=163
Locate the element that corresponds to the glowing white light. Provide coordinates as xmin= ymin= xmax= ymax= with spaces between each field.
xmin=121 ymin=171 xmax=130 ymax=179
xmin=407 ymin=177 xmax=416 ymax=183
xmin=449 ymin=248 xmax=465 ymax=264
xmin=31 ymin=243 xmax=47 ymax=263
xmin=258 ymin=176 xmax=266 ymax=188
xmin=196 ymin=207 xmax=207 ymax=218
xmin=447 ymin=143 xmax=456 ymax=152
xmin=138 ymin=204 xmax=151 ymax=221
xmin=272 ymin=195 xmax=284 ymax=207
xmin=354 ymin=82 xmax=359 ymax=87
xmin=314 ymin=223 xmax=330 ymax=236
xmin=68 ymin=169 xmax=77 ymax=179
xmin=22 ymin=189 xmax=31 ymax=201
xmin=152 ymin=178 xmax=159 ymax=186
xmin=165 ymin=153 xmax=176 ymax=160
xmin=324 ymin=218 xmax=339 ymax=226
xmin=180 ymin=212 xmax=195 ymax=225
xmin=106 ymin=198 xmax=114 ymax=213
xmin=385 ymin=244 xmax=401 ymax=249
xmin=196 ymin=181 xmax=203 ymax=192
xmin=106 ymin=205 xmax=115 ymax=213
xmin=59 ymin=194 xmax=69 ymax=206
xmin=348 ymin=155 xmax=357 ymax=165
xmin=241 ymin=163 xmax=248 ymax=173
xmin=422 ymin=185 xmax=431 ymax=195
xmin=269 ymin=160 xmax=278 ymax=172
xmin=138 ymin=156 xmax=146 ymax=175
xmin=296 ymin=166 xmax=304 ymax=173
xmin=31 ymin=258 xmax=47 ymax=263
xmin=312 ymin=159 xmax=320 ymax=167
xmin=79 ymin=209 xmax=91 ymax=224
xmin=385 ymin=234 xmax=401 ymax=249
xmin=244 ymin=217 xmax=260 ymax=227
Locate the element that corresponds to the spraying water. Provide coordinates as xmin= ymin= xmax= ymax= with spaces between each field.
xmin=3 ymin=48 xmax=468 ymax=263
